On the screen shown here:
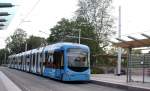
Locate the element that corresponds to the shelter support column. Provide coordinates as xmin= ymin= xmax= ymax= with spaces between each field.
xmin=127 ymin=48 xmax=132 ymax=82
xmin=117 ymin=47 xmax=122 ymax=75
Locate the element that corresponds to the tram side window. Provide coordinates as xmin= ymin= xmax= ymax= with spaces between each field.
xmin=14 ymin=58 xmax=15 ymax=65
xmin=26 ymin=55 xmax=30 ymax=65
xmin=13 ymin=57 xmax=15 ymax=66
xmin=53 ymin=51 xmax=64 ymax=69
xmin=21 ymin=56 xmax=23 ymax=67
xmin=40 ymin=53 xmax=42 ymax=58
xmin=44 ymin=52 xmax=48 ymax=67
xmin=18 ymin=57 xmax=20 ymax=66
xmin=40 ymin=53 xmax=43 ymax=65
xmin=60 ymin=53 xmax=64 ymax=68
xmin=33 ymin=54 xmax=35 ymax=67
xmin=15 ymin=58 xmax=17 ymax=65
xmin=18 ymin=57 xmax=20 ymax=65
xmin=36 ymin=53 xmax=38 ymax=66
xmin=45 ymin=52 xmax=53 ymax=68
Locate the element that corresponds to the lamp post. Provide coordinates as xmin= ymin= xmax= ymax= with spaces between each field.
xmin=39 ymin=30 xmax=83 ymax=44
xmin=79 ymin=29 xmax=81 ymax=44
xmin=38 ymin=30 xmax=49 ymax=46
xmin=117 ymin=6 xmax=122 ymax=76
xmin=25 ymin=42 xmax=27 ymax=51
xmin=73 ymin=29 xmax=81 ymax=44
xmin=39 ymin=30 xmax=49 ymax=35
xmin=4 ymin=52 xmax=6 ymax=65
xmin=18 ymin=20 xmax=31 ymax=52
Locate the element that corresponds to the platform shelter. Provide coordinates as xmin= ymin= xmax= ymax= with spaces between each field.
xmin=114 ymin=33 xmax=150 ymax=83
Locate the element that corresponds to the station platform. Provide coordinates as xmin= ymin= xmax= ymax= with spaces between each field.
xmin=91 ymin=74 xmax=150 ymax=91
xmin=0 ymin=76 xmax=8 ymax=91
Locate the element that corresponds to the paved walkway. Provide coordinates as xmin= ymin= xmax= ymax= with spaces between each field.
xmin=0 ymin=71 xmax=22 ymax=91
xmin=0 ymin=77 xmax=8 ymax=91
xmin=91 ymin=74 xmax=150 ymax=91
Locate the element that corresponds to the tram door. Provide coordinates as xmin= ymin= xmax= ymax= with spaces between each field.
xmin=54 ymin=51 xmax=64 ymax=79
xmin=29 ymin=55 xmax=32 ymax=72
xmin=36 ymin=53 xmax=39 ymax=74
xmin=21 ymin=56 xmax=23 ymax=70
xmin=33 ymin=53 xmax=36 ymax=73
xmin=40 ymin=53 xmax=43 ymax=75
xmin=42 ymin=52 xmax=47 ymax=75
xmin=31 ymin=53 xmax=36 ymax=73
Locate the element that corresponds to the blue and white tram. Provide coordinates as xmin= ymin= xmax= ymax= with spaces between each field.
xmin=8 ymin=42 xmax=90 ymax=81
xmin=30 ymin=49 xmax=38 ymax=73
xmin=25 ymin=50 xmax=31 ymax=72
xmin=36 ymin=47 xmax=44 ymax=75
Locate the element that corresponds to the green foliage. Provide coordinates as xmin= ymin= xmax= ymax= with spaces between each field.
xmin=76 ymin=0 xmax=115 ymax=48
xmin=26 ymin=35 xmax=47 ymax=50
xmin=91 ymin=67 xmax=105 ymax=74
xmin=5 ymin=28 xmax=27 ymax=54
xmin=47 ymin=17 xmax=102 ymax=55
xmin=5 ymin=29 xmax=47 ymax=55
xmin=122 ymin=60 xmax=127 ymax=67
xmin=132 ymin=49 xmax=141 ymax=54
xmin=0 ymin=48 xmax=9 ymax=65
xmin=47 ymin=17 xmax=112 ymax=67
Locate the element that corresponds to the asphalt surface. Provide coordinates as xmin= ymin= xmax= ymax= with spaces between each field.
xmin=0 ymin=71 xmax=22 ymax=91
xmin=0 ymin=67 xmax=127 ymax=91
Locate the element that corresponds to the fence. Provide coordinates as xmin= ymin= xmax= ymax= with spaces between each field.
xmin=128 ymin=54 xmax=150 ymax=83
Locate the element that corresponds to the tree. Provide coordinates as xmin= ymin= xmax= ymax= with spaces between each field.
xmin=0 ymin=48 xmax=9 ymax=65
xmin=132 ymin=49 xmax=141 ymax=54
xmin=48 ymin=18 xmax=95 ymax=42
xmin=47 ymin=17 xmax=101 ymax=53
xmin=5 ymin=28 xmax=27 ymax=54
xmin=47 ymin=17 xmax=105 ymax=66
xmin=26 ymin=35 xmax=47 ymax=50
xmin=47 ymin=18 xmax=72 ymax=43
xmin=76 ymin=0 xmax=115 ymax=48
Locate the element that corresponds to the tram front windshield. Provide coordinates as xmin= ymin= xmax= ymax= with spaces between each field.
xmin=67 ymin=48 xmax=89 ymax=72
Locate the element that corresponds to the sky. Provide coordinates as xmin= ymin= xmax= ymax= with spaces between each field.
xmin=113 ymin=0 xmax=150 ymax=42
xmin=1 ymin=0 xmax=150 ymax=49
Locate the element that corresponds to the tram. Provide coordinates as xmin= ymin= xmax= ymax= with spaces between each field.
xmin=8 ymin=42 xmax=90 ymax=81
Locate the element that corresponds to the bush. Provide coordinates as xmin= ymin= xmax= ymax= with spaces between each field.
xmin=91 ymin=67 xmax=104 ymax=74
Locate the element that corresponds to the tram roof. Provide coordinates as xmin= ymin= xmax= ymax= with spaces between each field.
xmin=31 ymin=49 xmax=38 ymax=54
xmin=20 ymin=52 xmax=25 ymax=56
xmin=38 ymin=47 xmax=44 ymax=53
xmin=25 ymin=50 xmax=32 ymax=55
xmin=44 ymin=42 xmax=89 ymax=52
xmin=9 ymin=42 xmax=89 ymax=56
xmin=15 ymin=53 xmax=19 ymax=57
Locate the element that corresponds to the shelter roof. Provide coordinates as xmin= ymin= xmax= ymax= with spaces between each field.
xmin=0 ymin=2 xmax=15 ymax=30
xmin=114 ymin=33 xmax=150 ymax=48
